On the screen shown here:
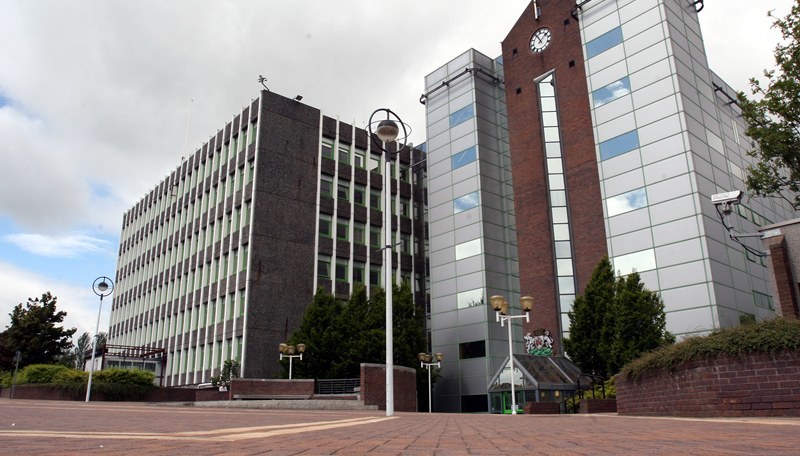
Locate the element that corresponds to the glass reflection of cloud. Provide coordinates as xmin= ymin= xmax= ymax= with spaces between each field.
xmin=606 ymin=187 xmax=647 ymax=217
xmin=593 ymin=77 xmax=631 ymax=108
xmin=454 ymin=191 xmax=480 ymax=213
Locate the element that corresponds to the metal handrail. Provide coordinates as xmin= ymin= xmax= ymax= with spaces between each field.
xmin=314 ymin=378 xmax=360 ymax=395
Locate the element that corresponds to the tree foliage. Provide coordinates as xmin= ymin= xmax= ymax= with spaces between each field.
xmin=564 ymin=257 xmax=673 ymax=378
xmin=1 ymin=292 xmax=76 ymax=370
xmin=286 ymin=283 xmax=426 ymax=380
xmin=738 ymin=3 xmax=800 ymax=209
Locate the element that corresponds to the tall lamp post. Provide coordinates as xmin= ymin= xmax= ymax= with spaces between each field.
xmin=418 ymin=352 xmax=444 ymax=413
xmin=368 ymin=108 xmax=410 ymax=417
xmin=489 ymin=294 xmax=533 ymax=415
xmin=278 ymin=343 xmax=306 ymax=380
xmin=86 ymin=276 xmax=114 ymax=402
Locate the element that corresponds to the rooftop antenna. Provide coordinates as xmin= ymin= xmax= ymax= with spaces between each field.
xmin=258 ymin=75 xmax=270 ymax=92
xmin=183 ymin=98 xmax=193 ymax=162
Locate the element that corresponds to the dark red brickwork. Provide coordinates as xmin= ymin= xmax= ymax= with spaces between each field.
xmin=360 ymin=363 xmax=417 ymax=412
xmin=580 ymin=398 xmax=617 ymax=414
xmin=765 ymin=235 xmax=800 ymax=319
xmin=616 ymin=351 xmax=800 ymax=417
xmin=524 ymin=401 xmax=560 ymax=414
xmin=502 ymin=2 xmax=608 ymax=349
xmin=229 ymin=378 xmax=314 ymax=399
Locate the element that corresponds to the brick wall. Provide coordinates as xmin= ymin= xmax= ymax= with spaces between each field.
xmin=616 ymin=351 xmax=800 ymax=417
xmin=360 ymin=363 xmax=417 ymax=412
xmin=229 ymin=378 xmax=314 ymax=398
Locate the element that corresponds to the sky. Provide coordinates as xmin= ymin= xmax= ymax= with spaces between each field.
xmin=0 ymin=0 xmax=794 ymax=340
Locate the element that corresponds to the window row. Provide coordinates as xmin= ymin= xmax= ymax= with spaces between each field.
xmin=321 ymin=140 xmax=412 ymax=182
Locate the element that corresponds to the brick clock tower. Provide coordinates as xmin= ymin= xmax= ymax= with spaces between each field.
xmin=502 ymin=0 xmax=608 ymax=350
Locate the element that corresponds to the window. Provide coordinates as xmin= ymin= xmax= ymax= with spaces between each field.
xmin=249 ymin=122 xmax=257 ymax=144
xmin=320 ymin=176 xmax=333 ymax=197
xmin=399 ymin=164 xmax=410 ymax=183
xmin=370 ymin=190 xmax=381 ymax=210
xmin=338 ymin=145 xmax=350 ymax=164
xmin=335 ymin=259 xmax=348 ymax=282
xmin=353 ymin=262 xmax=365 ymax=284
xmin=354 ymin=185 xmax=366 ymax=206
xmin=457 ymin=289 xmax=484 ymax=309
xmin=585 ymin=26 xmax=623 ymax=59
xmin=336 ymin=219 xmax=349 ymax=241
xmin=606 ymin=188 xmax=648 ymax=217
xmin=455 ymin=239 xmax=481 ymax=260
xmin=454 ymin=191 xmax=480 ymax=214
xmin=370 ymin=227 xmax=381 ymax=249
xmin=592 ymin=77 xmax=631 ymax=107
xmin=459 ymin=340 xmax=486 ymax=359
xmin=400 ymin=233 xmax=411 ymax=254
xmin=599 ymin=130 xmax=639 ymax=160
xmin=370 ymin=155 xmax=381 ymax=174
xmin=338 ymin=182 xmax=349 ymax=201
xmin=450 ymin=105 xmax=475 ymax=128
xmin=319 ymin=214 xmax=332 ymax=238
xmin=451 ymin=146 xmax=477 ymax=170
xmin=318 ymin=255 xmax=331 ymax=278
xmin=353 ymin=222 xmax=366 ymax=245
xmin=399 ymin=199 xmax=410 ymax=218
xmin=370 ymin=266 xmax=381 ymax=286
xmin=321 ymin=142 xmax=334 ymax=159
xmin=354 ymin=148 xmax=366 ymax=168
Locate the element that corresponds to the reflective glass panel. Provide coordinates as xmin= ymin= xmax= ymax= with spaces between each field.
xmin=558 ymin=276 xmax=575 ymax=294
xmin=457 ymin=288 xmax=485 ymax=309
xmin=553 ymin=224 xmax=570 ymax=240
xmin=585 ymin=27 xmax=623 ymax=59
xmin=542 ymin=112 xmax=559 ymax=127
xmin=450 ymin=104 xmax=475 ymax=128
xmin=552 ymin=207 xmax=568 ymax=223
xmin=454 ymin=191 xmax=480 ymax=214
xmin=599 ymin=130 xmax=639 ymax=160
xmin=544 ymin=127 xmax=560 ymax=142
xmin=547 ymin=158 xmax=563 ymax=174
xmin=556 ymin=259 xmax=574 ymax=276
xmin=540 ymin=97 xmax=556 ymax=111
xmin=592 ymin=76 xmax=631 ymax=107
xmin=451 ymin=146 xmax=478 ymax=170
xmin=550 ymin=190 xmax=567 ymax=206
xmin=545 ymin=142 xmax=562 ymax=158
xmin=455 ymin=239 xmax=482 ymax=260
xmin=606 ymin=188 xmax=648 ymax=217
xmin=555 ymin=241 xmax=571 ymax=258
xmin=548 ymin=174 xmax=565 ymax=190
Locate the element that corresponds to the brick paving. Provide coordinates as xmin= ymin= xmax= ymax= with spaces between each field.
xmin=2 ymin=399 xmax=800 ymax=455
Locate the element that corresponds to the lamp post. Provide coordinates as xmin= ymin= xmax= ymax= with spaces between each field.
xmin=418 ymin=352 xmax=444 ymax=413
xmin=368 ymin=108 xmax=409 ymax=417
xmin=86 ymin=276 xmax=114 ymax=402
xmin=278 ymin=343 xmax=306 ymax=380
xmin=489 ymin=294 xmax=533 ymax=415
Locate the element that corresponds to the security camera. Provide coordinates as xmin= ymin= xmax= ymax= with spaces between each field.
xmin=711 ymin=190 xmax=743 ymax=215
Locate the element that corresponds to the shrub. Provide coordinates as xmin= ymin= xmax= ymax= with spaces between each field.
xmin=20 ymin=364 xmax=69 ymax=384
xmin=52 ymin=369 xmax=88 ymax=385
xmin=90 ymin=368 xmax=155 ymax=401
xmin=620 ymin=317 xmax=800 ymax=382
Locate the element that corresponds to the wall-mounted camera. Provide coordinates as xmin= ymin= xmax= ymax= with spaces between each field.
xmin=711 ymin=190 xmax=744 ymax=206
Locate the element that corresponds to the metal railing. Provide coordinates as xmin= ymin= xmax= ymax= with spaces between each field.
xmin=314 ymin=378 xmax=360 ymax=395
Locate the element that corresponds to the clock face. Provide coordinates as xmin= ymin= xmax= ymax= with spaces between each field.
xmin=530 ymin=28 xmax=552 ymax=53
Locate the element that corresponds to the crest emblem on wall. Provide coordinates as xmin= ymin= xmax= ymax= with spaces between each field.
xmin=524 ymin=329 xmax=554 ymax=356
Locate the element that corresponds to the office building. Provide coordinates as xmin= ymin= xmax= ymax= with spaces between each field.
xmin=424 ymin=0 xmax=796 ymax=412
xmin=109 ymin=91 xmax=428 ymax=386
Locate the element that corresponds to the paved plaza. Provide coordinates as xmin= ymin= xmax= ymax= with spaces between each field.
xmin=2 ymin=399 xmax=800 ymax=455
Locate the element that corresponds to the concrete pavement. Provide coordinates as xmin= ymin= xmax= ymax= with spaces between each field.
xmin=2 ymin=398 xmax=800 ymax=455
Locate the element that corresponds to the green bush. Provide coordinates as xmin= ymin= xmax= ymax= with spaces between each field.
xmin=620 ymin=317 xmax=800 ymax=382
xmin=52 ymin=369 xmax=88 ymax=385
xmin=0 ymin=371 xmax=13 ymax=388
xmin=20 ymin=364 xmax=69 ymax=384
xmin=90 ymin=368 xmax=155 ymax=401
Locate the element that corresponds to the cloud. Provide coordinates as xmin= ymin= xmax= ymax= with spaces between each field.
xmin=3 ymin=232 xmax=110 ymax=258
xmin=0 ymin=262 xmax=106 ymax=338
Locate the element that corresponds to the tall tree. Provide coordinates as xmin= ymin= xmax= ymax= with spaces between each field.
xmin=563 ymin=257 xmax=615 ymax=378
xmin=564 ymin=257 xmax=673 ymax=378
xmin=2 ymin=292 xmax=76 ymax=370
xmin=607 ymin=272 xmax=674 ymax=375
xmin=738 ymin=3 xmax=800 ymax=209
xmin=285 ymin=283 xmax=425 ymax=380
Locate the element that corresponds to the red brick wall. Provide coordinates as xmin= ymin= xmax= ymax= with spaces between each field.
xmin=501 ymin=1 xmax=608 ymax=348
xmin=765 ymin=235 xmax=800 ymax=319
xmin=616 ymin=351 xmax=800 ymax=417
xmin=229 ymin=378 xmax=314 ymax=398
xmin=580 ymin=399 xmax=617 ymax=414
xmin=360 ymin=363 xmax=417 ymax=412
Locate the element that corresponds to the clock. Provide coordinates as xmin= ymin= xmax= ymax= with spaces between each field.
xmin=530 ymin=28 xmax=552 ymax=53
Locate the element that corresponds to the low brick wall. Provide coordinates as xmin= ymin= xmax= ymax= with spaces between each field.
xmin=0 ymin=385 xmax=199 ymax=402
xmin=524 ymin=401 xmax=560 ymax=414
xmin=360 ymin=363 xmax=417 ymax=412
xmin=616 ymin=351 xmax=800 ymax=417
xmin=229 ymin=378 xmax=314 ymax=399
xmin=580 ymin=399 xmax=617 ymax=414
